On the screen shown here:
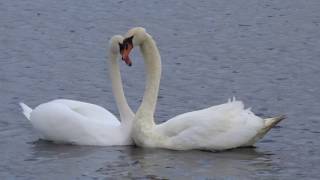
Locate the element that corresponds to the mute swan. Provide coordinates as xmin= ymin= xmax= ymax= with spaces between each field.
xmin=19 ymin=35 xmax=134 ymax=146
xmin=120 ymin=27 xmax=285 ymax=151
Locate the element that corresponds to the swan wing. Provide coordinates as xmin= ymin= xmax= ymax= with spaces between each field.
xmin=29 ymin=101 xmax=127 ymax=145
xmin=155 ymin=101 xmax=264 ymax=150
xmin=50 ymin=99 xmax=120 ymax=125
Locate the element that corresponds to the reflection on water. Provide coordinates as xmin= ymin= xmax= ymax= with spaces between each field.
xmin=22 ymin=141 xmax=281 ymax=179
xmin=96 ymin=147 xmax=277 ymax=179
xmin=26 ymin=140 xmax=100 ymax=161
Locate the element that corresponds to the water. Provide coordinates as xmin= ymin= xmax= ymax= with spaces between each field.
xmin=1 ymin=0 xmax=320 ymax=179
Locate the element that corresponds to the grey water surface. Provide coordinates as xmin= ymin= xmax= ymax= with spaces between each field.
xmin=1 ymin=0 xmax=320 ymax=179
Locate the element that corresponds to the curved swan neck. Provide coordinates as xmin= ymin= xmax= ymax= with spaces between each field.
xmin=136 ymin=34 xmax=161 ymax=123
xmin=108 ymin=51 xmax=134 ymax=124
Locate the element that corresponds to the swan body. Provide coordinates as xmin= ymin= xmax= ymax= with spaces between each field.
xmin=19 ymin=35 xmax=134 ymax=146
xmin=121 ymin=27 xmax=285 ymax=151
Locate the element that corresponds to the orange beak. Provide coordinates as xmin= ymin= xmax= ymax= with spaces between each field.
xmin=121 ymin=44 xmax=133 ymax=66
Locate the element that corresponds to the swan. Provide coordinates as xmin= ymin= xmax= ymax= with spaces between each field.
xmin=19 ymin=35 xmax=134 ymax=146
xmin=120 ymin=27 xmax=285 ymax=151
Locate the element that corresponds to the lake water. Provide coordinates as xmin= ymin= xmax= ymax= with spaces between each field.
xmin=1 ymin=0 xmax=320 ymax=179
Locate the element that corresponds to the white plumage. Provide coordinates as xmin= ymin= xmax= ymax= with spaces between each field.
xmin=123 ymin=27 xmax=285 ymax=151
xmin=19 ymin=35 xmax=134 ymax=146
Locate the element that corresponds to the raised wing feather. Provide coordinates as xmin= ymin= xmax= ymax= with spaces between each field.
xmin=155 ymin=101 xmax=264 ymax=150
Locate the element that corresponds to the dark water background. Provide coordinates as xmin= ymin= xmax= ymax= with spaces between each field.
xmin=1 ymin=0 xmax=320 ymax=179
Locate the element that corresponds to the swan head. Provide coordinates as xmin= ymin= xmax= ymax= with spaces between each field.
xmin=109 ymin=35 xmax=124 ymax=54
xmin=109 ymin=35 xmax=132 ymax=66
xmin=121 ymin=27 xmax=148 ymax=66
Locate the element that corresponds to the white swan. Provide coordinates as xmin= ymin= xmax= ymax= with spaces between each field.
xmin=120 ymin=27 xmax=285 ymax=151
xmin=19 ymin=35 xmax=134 ymax=146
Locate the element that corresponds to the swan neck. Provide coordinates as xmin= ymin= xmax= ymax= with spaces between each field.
xmin=108 ymin=52 xmax=134 ymax=124
xmin=136 ymin=35 xmax=161 ymax=121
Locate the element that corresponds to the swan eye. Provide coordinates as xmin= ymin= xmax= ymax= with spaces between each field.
xmin=119 ymin=43 xmax=124 ymax=53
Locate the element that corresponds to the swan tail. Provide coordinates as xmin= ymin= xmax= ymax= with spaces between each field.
xmin=259 ymin=115 xmax=286 ymax=138
xmin=243 ymin=115 xmax=286 ymax=146
xmin=19 ymin=102 xmax=33 ymax=120
xmin=264 ymin=115 xmax=286 ymax=130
